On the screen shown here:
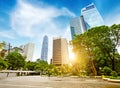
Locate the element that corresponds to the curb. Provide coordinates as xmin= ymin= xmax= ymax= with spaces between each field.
xmin=103 ymin=78 xmax=120 ymax=83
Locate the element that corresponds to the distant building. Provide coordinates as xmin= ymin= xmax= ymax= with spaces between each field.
xmin=41 ymin=35 xmax=48 ymax=62
xmin=20 ymin=43 xmax=34 ymax=61
xmin=53 ymin=38 xmax=69 ymax=66
xmin=1 ymin=46 xmax=24 ymax=58
xmin=70 ymin=17 xmax=82 ymax=39
xmin=10 ymin=47 xmax=24 ymax=55
xmin=81 ymin=3 xmax=104 ymax=31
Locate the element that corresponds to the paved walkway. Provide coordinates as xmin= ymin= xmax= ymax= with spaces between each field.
xmin=0 ymin=76 xmax=120 ymax=88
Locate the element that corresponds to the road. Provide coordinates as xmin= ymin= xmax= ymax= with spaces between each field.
xmin=0 ymin=76 xmax=120 ymax=88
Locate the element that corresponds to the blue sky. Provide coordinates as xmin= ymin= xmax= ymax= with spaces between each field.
xmin=0 ymin=0 xmax=120 ymax=62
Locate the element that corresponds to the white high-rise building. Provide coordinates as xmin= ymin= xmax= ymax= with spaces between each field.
xmin=20 ymin=43 xmax=34 ymax=61
xmin=81 ymin=3 xmax=104 ymax=30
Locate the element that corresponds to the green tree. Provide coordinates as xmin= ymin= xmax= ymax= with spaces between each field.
xmin=25 ymin=61 xmax=37 ymax=70
xmin=109 ymin=24 xmax=120 ymax=70
xmin=5 ymin=51 xmax=25 ymax=70
xmin=35 ymin=60 xmax=48 ymax=75
xmin=72 ymin=24 xmax=120 ymax=76
xmin=0 ymin=56 xmax=8 ymax=70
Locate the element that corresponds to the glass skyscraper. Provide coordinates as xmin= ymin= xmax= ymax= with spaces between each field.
xmin=70 ymin=3 xmax=104 ymax=39
xmin=70 ymin=17 xmax=82 ymax=39
xmin=81 ymin=3 xmax=104 ymax=31
xmin=41 ymin=35 xmax=48 ymax=62
xmin=80 ymin=15 xmax=88 ymax=33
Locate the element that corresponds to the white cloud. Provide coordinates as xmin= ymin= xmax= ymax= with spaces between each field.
xmin=0 ymin=30 xmax=16 ymax=39
xmin=10 ymin=0 xmax=75 ymax=38
xmin=10 ymin=0 xmax=75 ymax=61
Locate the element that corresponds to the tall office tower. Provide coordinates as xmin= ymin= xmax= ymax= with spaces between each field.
xmin=41 ymin=35 xmax=48 ymax=61
xmin=20 ymin=43 xmax=34 ymax=61
xmin=53 ymin=38 xmax=69 ymax=66
xmin=70 ymin=17 xmax=82 ymax=39
xmin=81 ymin=3 xmax=104 ymax=30
xmin=80 ymin=15 xmax=87 ymax=33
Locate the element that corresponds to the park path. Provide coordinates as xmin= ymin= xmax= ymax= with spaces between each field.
xmin=0 ymin=76 xmax=120 ymax=88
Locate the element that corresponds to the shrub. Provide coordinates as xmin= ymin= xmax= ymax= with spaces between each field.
xmin=103 ymin=66 xmax=112 ymax=76
xmin=111 ymin=71 xmax=118 ymax=77
xmin=118 ymin=72 xmax=120 ymax=76
xmin=0 ymin=59 xmax=8 ymax=70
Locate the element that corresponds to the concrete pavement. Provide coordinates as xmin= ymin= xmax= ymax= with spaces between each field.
xmin=0 ymin=76 xmax=120 ymax=88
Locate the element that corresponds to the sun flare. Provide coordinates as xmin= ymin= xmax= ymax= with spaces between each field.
xmin=69 ymin=47 xmax=75 ymax=61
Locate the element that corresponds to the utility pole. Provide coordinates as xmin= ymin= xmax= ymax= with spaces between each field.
xmin=8 ymin=43 xmax=12 ymax=54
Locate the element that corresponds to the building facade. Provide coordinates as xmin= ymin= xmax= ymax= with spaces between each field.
xmin=70 ymin=17 xmax=82 ymax=39
xmin=81 ymin=3 xmax=104 ymax=31
xmin=53 ymin=38 xmax=69 ymax=66
xmin=20 ymin=43 xmax=34 ymax=61
xmin=41 ymin=35 xmax=48 ymax=62
xmin=80 ymin=15 xmax=88 ymax=33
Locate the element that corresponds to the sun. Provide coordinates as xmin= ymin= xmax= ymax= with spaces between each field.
xmin=69 ymin=47 xmax=75 ymax=61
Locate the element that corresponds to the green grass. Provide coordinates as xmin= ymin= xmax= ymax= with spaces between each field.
xmin=104 ymin=76 xmax=120 ymax=80
xmin=110 ymin=76 xmax=120 ymax=80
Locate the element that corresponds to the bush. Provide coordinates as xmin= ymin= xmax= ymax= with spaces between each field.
xmin=118 ymin=72 xmax=120 ymax=76
xmin=0 ymin=59 xmax=8 ymax=70
xmin=103 ymin=66 xmax=112 ymax=76
xmin=111 ymin=71 xmax=118 ymax=77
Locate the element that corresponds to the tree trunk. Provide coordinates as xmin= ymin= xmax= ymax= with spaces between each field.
xmin=90 ymin=60 xmax=97 ymax=77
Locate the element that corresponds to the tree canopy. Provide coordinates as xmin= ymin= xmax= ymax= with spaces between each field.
xmin=72 ymin=24 xmax=120 ymax=76
xmin=5 ymin=51 xmax=26 ymax=70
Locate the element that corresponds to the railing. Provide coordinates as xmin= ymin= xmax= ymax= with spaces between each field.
xmin=0 ymin=70 xmax=36 ymax=77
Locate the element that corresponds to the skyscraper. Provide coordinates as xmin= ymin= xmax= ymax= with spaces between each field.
xmin=20 ymin=43 xmax=35 ymax=61
xmin=81 ymin=3 xmax=104 ymax=30
xmin=80 ymin=15 xmax=87 ymax=33
xmin=41 ymin=35 xmax=48 ymax=61
xmin=70 ymin=17 xmax=82 ymax=39
xmin=53 ymin=38 xmax=69 ymax=66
